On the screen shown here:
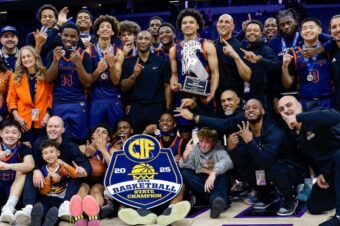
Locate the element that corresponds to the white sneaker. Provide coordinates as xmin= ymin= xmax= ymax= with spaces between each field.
xmin=14 ymin=205 xmax=32 ymax=225
xmin=0 ymin=205 xmax=15 ymax=223
xmin=58 ymin=200 xmax=71 ymax=221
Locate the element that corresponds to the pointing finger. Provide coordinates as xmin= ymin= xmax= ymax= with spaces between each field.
xmin=240 ymin=48 xmax=247 ymax=53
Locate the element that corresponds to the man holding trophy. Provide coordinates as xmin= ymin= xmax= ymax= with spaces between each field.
xmin=169 ymin=8 xmax=219 ymax=139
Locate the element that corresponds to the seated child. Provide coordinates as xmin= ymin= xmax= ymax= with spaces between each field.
xmin=30 ymin=139 xmax=78 ymax=226
xmin=179 ymin=127 xmax=234 ymax=219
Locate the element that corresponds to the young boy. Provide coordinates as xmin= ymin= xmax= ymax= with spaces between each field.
xmin=0 ymin=119 xmax=34 ymax=224
xmin=31 ymin=139 xmax=78 ymax=226
xmin=179 ymin=127 xmax=233 ymax=219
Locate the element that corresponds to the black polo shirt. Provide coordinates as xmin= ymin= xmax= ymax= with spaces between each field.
xmin=121 ymin=52 xmax=170 ymax=104
xmin=214 ymin=37 xmax=245 ymax=99
xmin=331 ymin=45 xmax=340 ymax=112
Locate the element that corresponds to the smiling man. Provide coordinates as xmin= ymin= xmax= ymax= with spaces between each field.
xmin=0 ymin=25 xmax=19 ymax=72
xmin=264 ymin=17 xmax=278 ymax=42
xmin=45 ymin=23 xmax=93 ymax=143
xmin=170 ymin=9 xmax=219 ymax=139
xmin=281 ymin=18 xmax=334 ymax=110
xmin=158 ymin=22 xmax=176 ymax=56
xmin=277 ymin=95 xmax=340 ymax=226
xmin=214 ymin=14 xmax=251 ymax=106
xmin=75 ymin=9 xmax=95 ymax=49
xmin=240 ymin=20 xmax=279 ymax=116
xmin=120 ymin=30 xmax=171 ymax=134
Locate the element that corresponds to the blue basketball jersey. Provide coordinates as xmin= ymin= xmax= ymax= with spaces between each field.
xmin=0 ymin=144 xmax=22 ymax=182
xmin=52 ymin=49 xmax=90 ymax=104
xmin=292 ymin=46 xmax=333 ymax=99
xmin=88 ymin=44 xmax=121 ymax=101
xmin=158 ymin=135 xmax=184 ymax=157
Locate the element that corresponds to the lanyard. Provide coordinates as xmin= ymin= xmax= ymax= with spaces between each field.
xmin=281 ymin=32 xmax=299 ymax=51
xmin=96 ymin=42 xmax=112 ymax=61
xmin=1 ymin=143 xmax=18 ymax=157
xmin=302 ymin=42 xmax=320 ymax=74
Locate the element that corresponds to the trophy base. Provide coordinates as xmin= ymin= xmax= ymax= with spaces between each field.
xmin=180 ymin=88 xmax=210 ymax=97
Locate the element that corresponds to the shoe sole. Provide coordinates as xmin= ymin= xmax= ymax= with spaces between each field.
xmin=15 ymin=212 xmax=31 ymax=226
xmin=211 ymin=198 xmax=226 ymax=219
xmin=31 ymin=203 xmax=44 ymax=226
xmin=157 ymin=201 xmax=191 ymax=226
xmin=83 ymin=195 xmax=100 ymax=217
xmin=118 ymin=208 xmax=157 ymax=225
xmin=253 ymin=198 xmax=279 ymax=210
xmin=0 ymin=214 xmax=14 ymax=224
xmin=42 ymin=207 xmax=59 ymax=226
xmin=277 ymin=201 xmax=299 ymax=216
xmin=70 ymin=195 xmax=84 ymax=217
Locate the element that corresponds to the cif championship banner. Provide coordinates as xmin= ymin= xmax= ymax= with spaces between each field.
xmin=104 ymin=134 xmax=183 ymax=209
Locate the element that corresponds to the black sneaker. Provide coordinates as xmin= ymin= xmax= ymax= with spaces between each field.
xmin=42 ymin=207 xmax=59 ymax=226
xmin=253 ymin=197 xmax=278 ymax=210
xmin=210 ymin=197 xmax=226 ymax=219
xmin=100 ymin=204 xmax=118 ymax=219
xmin=319 ymin=215 xmax=340 ymax=226
xmin=156 ymin=201 xmax=191 ymax=226
xmin=277 ymin=198 xmax=299 ymax=216
xmin=31 ymin=203 xmax=44 ymax=226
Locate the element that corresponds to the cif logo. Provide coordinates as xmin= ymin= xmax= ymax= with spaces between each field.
xmin=123 ymin=135 xmax=160 ymax=163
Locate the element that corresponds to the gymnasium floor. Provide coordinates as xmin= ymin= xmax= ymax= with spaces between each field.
xmin=0 ymin=200 xmax=334 ymax=226
xmin=59 ymin=201 xmax=334 ymax=226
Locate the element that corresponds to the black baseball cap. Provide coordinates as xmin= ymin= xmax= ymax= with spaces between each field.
xmin=0 ymin=25 xmax=18 ymax=37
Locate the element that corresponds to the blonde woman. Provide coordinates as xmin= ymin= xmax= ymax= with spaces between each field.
xmin=7 ymin=46 xmax=53 ymax=146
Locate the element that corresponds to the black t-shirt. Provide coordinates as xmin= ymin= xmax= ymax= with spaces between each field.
xmin=121 ymin=53 xmax=170 ymax=104
xmin=214 ymin=37 xmax=245 ymax=99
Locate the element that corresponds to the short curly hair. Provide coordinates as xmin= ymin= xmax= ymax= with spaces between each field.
xmin=119 ymin=20 xmax=141 ymax=37
xmin=93 ymin=15 xmax=119 ymax=38
xmin=37 ymin=4 xmax=58 ymax=20
xmin=176 ymin=8 xmax=204 ymax=34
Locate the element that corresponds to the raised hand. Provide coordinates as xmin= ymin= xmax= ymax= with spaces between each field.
xmin=53 ymin=46 xmax=64 ymax=62
xmin=57 ymin=7 xmax=70 ymax=26
xmin=174 ymin=108 xmax=194 ymax=121
xmin=222 ymin=39 xmax=238 ymax=59
xmin=123 ymin=41 xmax=133 ymax=56
xmin=282 ymin=49 xmax=293 ymax=68
xmin=106 ymin=46 xmax=116 ymax=67
xmin=70 ymin=49 xmax=82 ymax=66
xmin=242 ymin=13 xmax=252 ymax=32
xmin=182 ymin=138 xmax=195 ymax=161
xmin=237 ymin=121 xmax=253 ymax=144
xmin=132 ymin=57 xmax=143 ymax=78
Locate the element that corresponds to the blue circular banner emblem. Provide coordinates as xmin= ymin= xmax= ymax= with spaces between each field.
xmin=104 ymin=134 xmax=183 ymax=209
xmin=123 ymin=134 xmax=160 ymax=163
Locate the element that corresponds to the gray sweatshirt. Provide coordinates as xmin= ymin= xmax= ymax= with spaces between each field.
xmin=179 ymin=142 xmax=233 ymax=175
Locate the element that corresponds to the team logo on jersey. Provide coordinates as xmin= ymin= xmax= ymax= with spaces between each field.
xmin=104 ymin=134 xmax=182 ymax=209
